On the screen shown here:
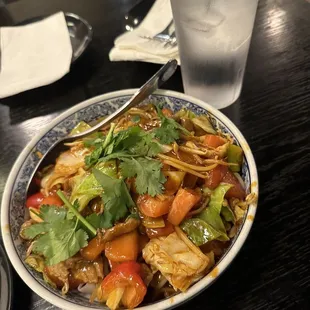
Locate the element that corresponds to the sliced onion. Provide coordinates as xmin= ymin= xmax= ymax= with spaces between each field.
xmin=234 ymin=172 xmax=245 ymax=189
xmin=107 ymin=287 xmax=125 ymax=310
xmin=29 ymin=207 xmax=43 ymax=223
xmin=78 ymin=283 xmax=97 ymax=296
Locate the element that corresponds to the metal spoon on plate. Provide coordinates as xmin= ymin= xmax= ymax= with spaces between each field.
xmin=26 ymin=59 xmax=178 ymax=195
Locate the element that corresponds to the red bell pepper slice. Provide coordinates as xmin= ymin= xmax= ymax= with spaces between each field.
xmin=26 ymin=192 xmax=44 ymax=209
xmin=100 ymin=261 xmax=146 ymax=309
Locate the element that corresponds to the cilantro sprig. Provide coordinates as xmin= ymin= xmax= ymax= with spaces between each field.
xmin=153 ymin=105 xmax=190 ymax=144
xmin=85 ymin=123 xmax=116 ymax=168
xmin=23 ymin=202 xmax=90 ymax=266
xmin=83 ymin=104 xmax=188 ymax=197
xmin=120 ymin=157 xmax=166 ymax=196
xmin=32 ymin=219 xmax=88 ymax=266
xmin=57 ymin=191 xmax=97 ymax=236
xmin=88 ymin=168 xmax=136 ymax=228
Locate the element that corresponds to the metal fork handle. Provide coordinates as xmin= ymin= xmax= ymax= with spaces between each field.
xmin=155 ymin=20 xmax=174 ymax=37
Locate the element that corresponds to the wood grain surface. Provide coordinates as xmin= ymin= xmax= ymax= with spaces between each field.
xmin=0 ymin=0 xmax=310 ymax=309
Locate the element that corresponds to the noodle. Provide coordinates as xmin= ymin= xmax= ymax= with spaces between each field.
xmin=158 ymin=154 xmax=217 ymax=172
xmin=179 ymin=145 xmax=207 ymax=156
xmin=162 ymin=160 xmax=208 ymax=178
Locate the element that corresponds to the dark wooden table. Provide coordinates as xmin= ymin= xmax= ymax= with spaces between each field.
xmin=1 ymin=0 xmax=310 ymax=309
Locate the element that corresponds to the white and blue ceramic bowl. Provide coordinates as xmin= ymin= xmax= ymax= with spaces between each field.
xmin=1 ymin=89 xmax=259 ymax=310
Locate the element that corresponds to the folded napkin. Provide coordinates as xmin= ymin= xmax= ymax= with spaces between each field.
xmin=109 ymin=0 xmax=179 ymax=65
xmin=0 ymin=11 xmax=72 ymax=98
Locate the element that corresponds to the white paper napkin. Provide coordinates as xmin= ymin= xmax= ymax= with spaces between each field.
xmin=0 ymin=11 xmax=72 ymax=98
xmin=109 ymin=0 xmax=179 ymax=65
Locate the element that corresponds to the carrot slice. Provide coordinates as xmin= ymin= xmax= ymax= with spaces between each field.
xmin=168 ymin=188 xmax=201 ymax=225
xmin=203 ymin=135 xmax=226 ymax=148
xmin=137 ymin=194 xmax=174 ymax=218
xmin=80 ymin=235 xmax=105 ymax=261
xmin=105 ymin=230 xmax=139 ymax=262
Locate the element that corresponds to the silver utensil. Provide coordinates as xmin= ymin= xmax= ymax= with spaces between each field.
xmin=140 ymin=21 xmax=177 ymax=47
xmin=154 ymin=20 xmax=174 ymax=41
xmin=26 ymin=59 xmax=178 ymax=195
xmin=141 ymin=34 xmax=177 ymax=47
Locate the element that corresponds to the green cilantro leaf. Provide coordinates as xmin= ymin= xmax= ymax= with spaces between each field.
xmin=23 ymin=206 xmax=67 ymax=239
xmin=105 ymin=126 xmax=142 ymax=155
xmin=120 ymin=157 xmax=166 ymax=196
xmin=24 ymin=203 xmax=89 ymax=266
xmin=99 ymin=151 xmax=139 ymax=163
xmin=40 ymin=205 xmax=67 ymax=222
xmin=98 ymin=128 xmax=162 ymax=163
xmin=153 ymin=105 xmax=190 ymax=144
xmin=129 ymin=131 xmax=162 ymax=157
xmin=83 ymin=132 xmax=104 ymax=147
xmin=93 ymin=168 xmax=135 ymax=228
xmin=85 ymin=145 xmax=104 ymax=167
xmin=84 ymin=123 xmax=116 ymax=168
xmin=32 ymin=219 xmax=88 ymax=266
xmin=85 ymin=213 xmax=108 ymax=229
xmin=23 ymin=222 xmax=50 ymax=240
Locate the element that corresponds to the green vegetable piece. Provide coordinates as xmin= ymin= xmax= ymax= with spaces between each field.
xmin=120 ymin=157 xmax=166 ymax=197
xmin=221 ymin=205 xmax=236 ymax=224
xmin=191 ymin=115 xmax=216 ymax=134
xmin=197 ymin=184 xmax=232 ymax=242
xmin=70 ymin=160 xmax=117 ymax=211
xmin=93 ymin=168 xmax=135 ymax=228
xmin=227 ymin=144 xmax=243 ymax=172
xmin=70 ymin=121 xmax=91 ymax=135
xmin=25 ymin=254 xmax=45 ymax=273
xmin=174 ymin=108 xmax=196 ymax=120
xmin=200 ymin=184 xmax=232 ymax=216
xmin=181 ymin=218 xmax=225 ymax=246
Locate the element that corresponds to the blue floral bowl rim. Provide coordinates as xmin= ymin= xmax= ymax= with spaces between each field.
xmin=1 ymin=89 xmax=259 ymax=310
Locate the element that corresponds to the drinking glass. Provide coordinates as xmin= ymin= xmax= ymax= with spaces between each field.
xmin=170 ymin=0 xmax=258 ymax=109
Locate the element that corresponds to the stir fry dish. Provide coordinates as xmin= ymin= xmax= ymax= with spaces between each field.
xmin=20 ymin=104 xmax=256 ymax=309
